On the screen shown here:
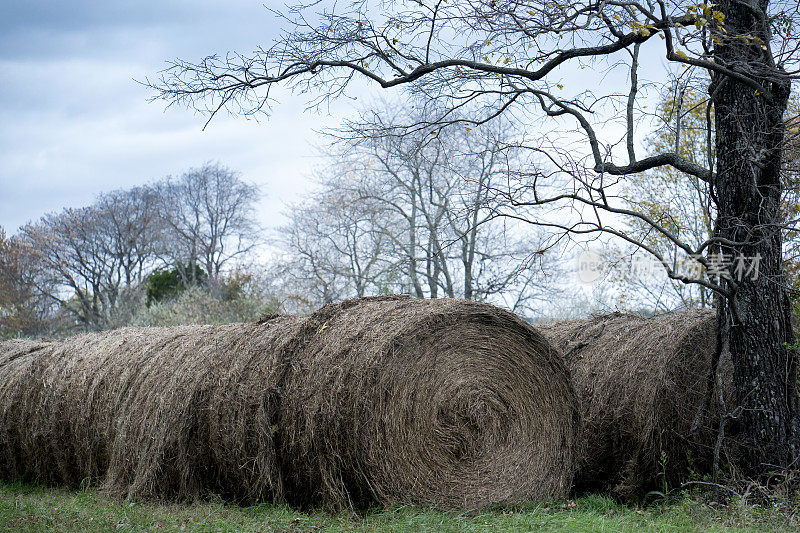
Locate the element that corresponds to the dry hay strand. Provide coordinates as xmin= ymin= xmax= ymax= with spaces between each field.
xmin=0 ymin=296 xmax=579 ymax=510
xmin=0 ymin=322 xmax=297 ymax=502
xmin=0 ymin=339 xmax=54 ymax=482
xmin=539 ymin=309 xmax=728 ymax=499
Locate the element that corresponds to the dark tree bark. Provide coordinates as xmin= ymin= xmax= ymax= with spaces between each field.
xmin=712 ymin=0 xmax=799 ymax=477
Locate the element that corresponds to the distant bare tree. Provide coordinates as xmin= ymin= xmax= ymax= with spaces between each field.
xmin=341 ymin=105 xmax=452 ymax=298
xmin=154 ymin=162 xmax=262 ymax=283
xmin=271 ymin=221 xmax=357 ymax=311
xmin=277 ymin=185 xmax=393 ymax=309
xmin=96 ymin=186 xmax=162 ymax=286
xmin=337 ymin=102 xmax=554 ymax=306
xmin=277 ymin=100 xmax=557 ymax=312
xmin=19 ymin=187 xmax=162 ymax=330
xmin=10 ymin=166 xmax=262 ymax=332
xmin=22 ymin=207 xmax=122 ymax=330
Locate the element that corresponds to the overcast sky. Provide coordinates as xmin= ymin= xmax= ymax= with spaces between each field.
xmin=0 ymin=1 xmax=355 ymax=235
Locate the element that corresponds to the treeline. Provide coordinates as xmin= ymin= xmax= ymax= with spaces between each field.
xmin=0 ymin=162 xmax=273 ymax=338
xmin=1 ymin=111 xmax=562 ymax=339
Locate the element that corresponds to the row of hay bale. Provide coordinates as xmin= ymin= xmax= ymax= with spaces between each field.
xmin=0 ymin=295 xmax=726 ymax=508
xmin=0 ymin=296 xmax=581 ymax=510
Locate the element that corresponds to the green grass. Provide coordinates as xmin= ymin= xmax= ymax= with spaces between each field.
xmin=0 ymin=482 xmax=797 ymax=532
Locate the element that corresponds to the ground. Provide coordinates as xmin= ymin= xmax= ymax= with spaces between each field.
xmin=2 ymin=482 xmax=799 ymax=532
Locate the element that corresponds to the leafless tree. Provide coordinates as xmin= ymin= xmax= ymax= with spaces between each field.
xmin=11 ymin=165 xmax=262 ymax=331
xmin=21 ymin=207 xmax=123 ymax=330
xmin=277 ymin=100 xmax=557 ymax=312
xmin=154 ymin=162 xmax=262 ymax=284
xmin=151 ymin=0 xmax=800 ymax=478
xmin=274 ymin=188 xmax=393 ymax=309
xmin=341 ymin=104 xmax=455 ymax=298
xmin=96 ymin=186 xmax=162 ymax=286
xmin=18 ymin=187 xmax=164 ymax=330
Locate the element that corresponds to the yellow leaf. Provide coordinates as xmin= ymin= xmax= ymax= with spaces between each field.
xmin=675 ymin=50 xmax=689 ymax=60
xmin=557 ymin=83 xmax=564 ymax=89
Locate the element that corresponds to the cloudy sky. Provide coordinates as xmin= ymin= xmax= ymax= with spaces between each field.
xmin=0 ymin=1 xmax=676 ymax=240
xmin=0 ymin=1 xmax=356 ymax=235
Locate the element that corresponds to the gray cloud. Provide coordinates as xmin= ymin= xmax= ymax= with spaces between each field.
xmin=0 ymin=1 xmax=346 ymax=234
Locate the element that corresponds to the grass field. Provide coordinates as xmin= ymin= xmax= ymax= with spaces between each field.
xmin=1 ymin=482 xmax=798 ymax=532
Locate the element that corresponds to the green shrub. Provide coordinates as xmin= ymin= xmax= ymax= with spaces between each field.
xmin=145 ymin=264 xmax=207 ymax=305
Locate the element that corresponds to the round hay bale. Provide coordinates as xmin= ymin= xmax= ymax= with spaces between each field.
xmin=539 ymin=310 xmax=727 ymax=499
xmin=0 ymin=322 xmax=299 ymax=502
xmin=0 ymin=339 xmax=54 ymax=482
xmin=276 ymin=296 xmax=580 ymax=509
xmin=0 ymin=296 xmax=579 ymax=510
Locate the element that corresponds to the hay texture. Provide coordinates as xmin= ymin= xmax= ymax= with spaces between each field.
xmin=539 ymin=310 xmax=725 ymax=499
xmin=0 ymin=296 xmax=580 ymax=510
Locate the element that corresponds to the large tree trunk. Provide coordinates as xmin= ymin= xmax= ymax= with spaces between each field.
xmin=713 ymin=0 xmax=799 ymax=478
